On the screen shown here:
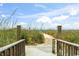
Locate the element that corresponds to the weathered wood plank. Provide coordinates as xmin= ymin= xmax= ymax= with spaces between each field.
xmin=0 ymin=39 xmax=25 ymax=56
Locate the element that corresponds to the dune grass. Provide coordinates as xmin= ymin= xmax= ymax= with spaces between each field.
xmin=44 ymin=30 xmax=79 ymax=44
xmin=21 ymin=29 xmax=44 ymax=45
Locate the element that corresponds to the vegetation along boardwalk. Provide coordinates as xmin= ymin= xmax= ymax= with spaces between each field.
xmin=25 ymin=33 xmax=56 ymax=56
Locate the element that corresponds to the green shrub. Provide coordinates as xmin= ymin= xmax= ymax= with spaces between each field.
xmin=21 ymin=30 xmax=44 ymax=45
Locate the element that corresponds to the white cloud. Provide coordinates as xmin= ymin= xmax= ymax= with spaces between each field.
xmin=1 ymin=14 xmax=6 ymax=17
xmin=0 ymin=14 xmax=10 ymax=18
xmin=36 ymin=16 xmax=52 ymax=23
xmin=69 ymin=8 xmax=78 ymax=16
xmin=60 ymin=22 xmax=79 ymax=30
xmin=52 ymin=15 xmax=69 ymax=22
xmin=16 ymin=4 xmax=79 ymax=29
xmin=36 ymin=16 xmax=64 ymax=29
xmin=74 ymin=22 xmax=79 ymax=26
xmin=34 ymin=4 xmax=47 ymax=9
xmin=0 ymin=3 xmax=3 ymax=6
xmin=72 ymin=22 xmax=79 ymax=28
xmin=36 ymin=14 xmax=73 ymax=29
xmin=17 ymin=22 xmax=27 ymax=25
xmin=34 ymin=4 xmax=79 ymax=30
xmin=17 ymin=4 xmax=79 ymax=20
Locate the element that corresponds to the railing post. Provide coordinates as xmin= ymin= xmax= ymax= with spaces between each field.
xmin=62 ymin=43 xmax=65 ymax=56
xmin=56 ymin=25 xmax=62 ymax=56
xmin=52 ymin=39 xmax=55 ymax=53
xmin=17 ymin=25 xmax=21 ymax=40
xmin=74 ymin=46 xmax=78 ymax=56
xmin=68 ymin=45 xmax=70 ymax=56
xmin=57 ymin=25 xmax=62 ymax=39
xmin=52 ymin=38 xmax=57 ymax=55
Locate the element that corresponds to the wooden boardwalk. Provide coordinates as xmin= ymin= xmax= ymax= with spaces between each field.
xmin=1 ymin=25 xmax=79 ymax=56
xmin=25 ymin=33 xmax=56 ymax=56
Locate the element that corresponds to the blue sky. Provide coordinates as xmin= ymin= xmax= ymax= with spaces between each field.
xmin=0 ymin=3 xmax=79 ymax=29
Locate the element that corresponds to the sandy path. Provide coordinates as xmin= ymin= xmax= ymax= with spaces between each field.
xmin=25 ymin=33 xmax=56 ymax=56
xmin=43 ymin=33 xmax=55 ymax=45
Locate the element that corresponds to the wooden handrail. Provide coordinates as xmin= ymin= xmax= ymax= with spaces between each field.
xmin=52 ymin=38 xmax=79 ymax=56
xmin=57 ymin=39 xmax=79 ymax=48
xmin=0 ymin=39 xmax=25 ymax=56
xmin=0 ymin=39 xmax=25 ymax=52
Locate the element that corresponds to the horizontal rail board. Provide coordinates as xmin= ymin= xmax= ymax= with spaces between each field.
xmin=0 ymin=39 xmax=25 ymax=52
xmin=56 ymin=39 xmax=79 ymax=48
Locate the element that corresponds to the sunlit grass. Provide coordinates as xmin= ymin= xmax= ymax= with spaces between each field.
xmin=21 ymin=29 xmax=44 ymax=45
xmin=44 ymin=30 xmax=79 ymax=44
xmin=0 ymin=9 xmax=17 ymax=47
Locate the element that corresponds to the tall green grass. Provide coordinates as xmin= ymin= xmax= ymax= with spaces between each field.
xmin=0 ymin=29 xmax=17 ymax=47
xmin=21 ymin=29 xmax=44 ymax=45
xmin=0 ymin=9 xmax=17 ymax=47
xmin=61 ymin=30 xmax=79 ymax=44
xmin=0 ymin=9 xmax=45 ymax=47
xmin=44 ymin=30 xmax=79 ymax=44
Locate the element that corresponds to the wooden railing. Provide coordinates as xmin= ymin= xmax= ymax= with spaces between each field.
xmin=57 ymin=39 xmax=79 ymax=56
xmin=0 ymin=39 xmax=25 ymax=56
xmin=52 ymin=26 xmax=79 ymax=56
xmin=0 ymin=25 xmax=25 ymax=56
xmin=52 ymin=38 xmax=79 ymax=56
